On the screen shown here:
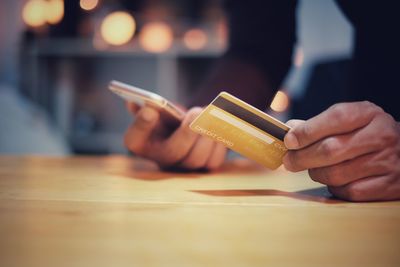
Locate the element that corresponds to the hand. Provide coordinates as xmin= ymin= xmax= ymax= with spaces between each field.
xmin=124 ymin=102 xmax=227 ymax=171
xmin=282 ymin=101 xmax=400 ymax=201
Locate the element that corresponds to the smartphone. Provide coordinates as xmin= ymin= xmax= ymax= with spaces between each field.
xmin=108 ymin=80 xmax=185 ymax=126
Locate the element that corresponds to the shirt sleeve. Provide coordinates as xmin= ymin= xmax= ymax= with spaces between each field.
xmin=191 ymin=0 xmax=297 ymax=110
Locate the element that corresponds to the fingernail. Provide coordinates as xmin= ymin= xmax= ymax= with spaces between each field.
xmin=284 ymin=132 xmax=299 ymax=149
xmin=140 ymin=108 xmax=155 ymax=122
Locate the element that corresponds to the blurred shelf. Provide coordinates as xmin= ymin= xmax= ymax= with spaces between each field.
xmin=71 ymin=132 xmax=126 ymax=154
xmin=26 ymin=38 xmax=226 ymax=58
xmin=20 ymin=37 xmax=222 ymax=155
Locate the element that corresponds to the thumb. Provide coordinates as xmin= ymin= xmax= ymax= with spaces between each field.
xmin=284 ymin=119 xmax=305 ymax=150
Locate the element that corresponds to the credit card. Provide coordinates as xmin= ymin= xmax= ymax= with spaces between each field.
xmin=189 ymin=92 xmax=290 ymax=169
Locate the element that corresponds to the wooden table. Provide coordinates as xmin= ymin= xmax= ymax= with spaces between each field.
xmin=0 ymin=156 xmax=399 ymax=267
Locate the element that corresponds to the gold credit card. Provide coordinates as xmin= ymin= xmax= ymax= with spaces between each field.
xmin=190 ymin=92 xmax=290 ymax=169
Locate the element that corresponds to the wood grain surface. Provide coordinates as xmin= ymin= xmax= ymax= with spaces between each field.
xmin=0 ymin=156 xmax=399 ymax=267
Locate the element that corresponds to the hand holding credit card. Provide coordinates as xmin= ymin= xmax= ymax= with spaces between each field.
xmin=190 ymin=92 xmax=290 ymax=169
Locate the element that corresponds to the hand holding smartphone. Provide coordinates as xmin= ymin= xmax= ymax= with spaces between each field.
xmin=108 ymin=80 xmax=185 ymax=126
xmin=110 ymin=80 xmax=227 ymax=170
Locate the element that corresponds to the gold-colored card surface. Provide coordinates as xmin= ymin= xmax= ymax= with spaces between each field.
xmin=190 ymin=92 xmax=290 ymax=169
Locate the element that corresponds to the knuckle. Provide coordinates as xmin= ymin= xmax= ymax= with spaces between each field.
xmin=298 ymin=123 xmax=311 ymax=139
xmin=136 ymin=108 xmax=158 ymax=124
xmin=382 ymin=154 xmax=399 ymax=173
xmin=329 ymin=103 xmax=347 ymax=122
xmin=329 ymin=102 xmax=383 ymax=126
xmin=319 ymin=138 xmax=339 ymax=158
xmin=362 ymin=100 xmax=375 ymax=109
xmin=380 ymin=120 xmax=398 ymax=146
xmin=383 ymin=131 xmax=398 ymax=147
xmin=362 ymin=101 xmax=384 ymax=115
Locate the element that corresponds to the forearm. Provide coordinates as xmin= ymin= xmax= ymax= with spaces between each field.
xmin=189 ymin=56 xmax=276 ymax=110
xmin=189 ymin=0 xmax=297 ymax=110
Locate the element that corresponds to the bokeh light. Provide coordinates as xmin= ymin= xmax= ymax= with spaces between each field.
xmin=183 ymin=28 xmax=208 ymax=50
xmin=100 ymin=11 xmax=136 ymax=46
xmin=46 ymin=0 xmax=64 ymax=25
xmin=270 ymin=90 xmax=290 ymax=112
xmin=216 ymin=19 xmax=228 ymax=48
xmin=139 ymin=22 xmax=173 ymax=53
xmin=22 ymin=0 xmax=64 ymax=27
xmin=80 ymin=0 xmax=99 ymax=11
xmin=22 ymin=0 xmax=47 ymax=28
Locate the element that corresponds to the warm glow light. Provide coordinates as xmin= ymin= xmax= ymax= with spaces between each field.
xmin=46 ymin=0 xmax=64 ymax=24
xmin=80 ymin=0 xmax=99 ymax=11
xmin=139 ymin=22 xmax=173 ymax=53
xmin=216 ymin=19 xmax=228 ymax=48
xmin=270 ymin=91 xmax=290 ymax=112
xmin=183 ymin=28 xmax=208 ymax=50
xmin=100 ymin=11 xmax=136 ymax=46
xmin=294 ymin=47 xmax=304 ymax=67
xmin=22 ymin=0 xmax=47 ymax=27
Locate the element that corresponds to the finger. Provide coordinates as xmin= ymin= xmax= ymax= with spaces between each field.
xmin=308 ymin=149 xmax=394 ymax=187
xmin=153 ymin=107 xmax=203 ymax=166
xmin=206 ymin=143 xmax=228 ymax=170
xmin=283 ymin=114 xmax=393 ymax=171
xmin=285 ymin=120 xmax=304 ymax=148
xmin=126 ymin=102 xmax=140 ymax=114
xmin=284 ymin=101 xmax=383 ymax=150
xmin=179 ymin=136 xmax=215 ymax=169
xmin=328 ymin=174 xmax=397 ymax=202
xmin=124 ymin=107 xmax=159 ymax=154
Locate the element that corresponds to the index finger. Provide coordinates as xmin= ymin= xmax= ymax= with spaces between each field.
xmin=285 ymin=101 xmax=383 ymax=150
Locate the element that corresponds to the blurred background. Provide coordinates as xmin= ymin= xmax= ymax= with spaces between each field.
xmin=0 ymin=0 xmax=353 ymax=156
